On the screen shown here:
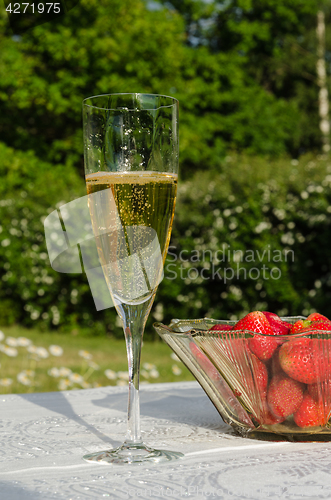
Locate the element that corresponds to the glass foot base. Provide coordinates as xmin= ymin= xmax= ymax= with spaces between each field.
xmin=83 ymin=441 xmax=184 ymax=465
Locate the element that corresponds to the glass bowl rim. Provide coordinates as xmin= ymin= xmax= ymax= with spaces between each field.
xmin=153 ymin=316 xmax=331 ymax=339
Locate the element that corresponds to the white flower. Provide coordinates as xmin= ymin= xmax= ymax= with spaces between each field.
xmin=116 ymin=380 xmax=127 ymax=386
xmin=88 ymin=361 xmax=99 ymax=370
xmin=78 ymin=350 xmax=92 ymax=360
xmin=36 ymin=347 xmax=49 ymax=359
xmin=58 ymin=378 xmax=71 ymax=391
xmin=0 ymin=331 xmax=5 ymax=341
xmin=17 ymin=337 xmax=32 ymax=347
xmin=24 ymin=370 xmax=35 ymax=377
xmin=17 ymin=372 xmax=32 ymax=386
xmin=104 ymin=369 xmax=117 ymax=380
xmin=80 ymin=381 xmax=91 ymax=389
xmin=172 ymin=365 xmax=182 ymax=376
xmin=6 ymin=337 xmax=18 ymax=347
xmin=142 ymin=363 xmax=156 ymax=370
xmin=48 ymin=367 xmax=60 ymax=377
xmin=27 ymin=345 xmax=38 ymax=354
xmin=140 ymin=370 xmax=150 ymax=379
xmin=58 ymin=367 xmax=72 ymax=377
xmin=149 ymin=369 xmax=159 ymax=379
xmin=69 ymin=373 xmax=84 ymax=384
xmin=3 ymin=346 xmax=18 ymax=357
xmin=254 ymin=221 xmax=271 ymax=234
xmin=0 ymin=378 xmax=12 ymax=386
xmin=117 ymin=371 xmax=129 ymax=381
xmin=49 ymin=345 xmax=63 ymax=357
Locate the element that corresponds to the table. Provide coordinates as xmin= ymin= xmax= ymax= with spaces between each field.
xmin=1 ymin=381 xmax=331 ymax=499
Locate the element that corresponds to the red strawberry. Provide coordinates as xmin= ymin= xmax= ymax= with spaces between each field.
xmin=210 ymin=323 xmax=233 ymax=331
xmin=290 ymin=319 xmax=312 ymax=335
xmin=269 ymin=346 xmax=285 ymax=378
xmin=279 ymin=338 xmax=331 ymax=384
xmin=235 ymin=311 xmax=273 ymax=335
xmin=308 ymin=379 xmax=331 ymax=401
xmin=259 ymin=398 xmax=286 ymax=425
xmin=308 ymin=382 xmax=324 ymax=400
xmin=300 ymin=320 xmax=331 ymax=333
xmin=307 ymin=381 xmax=331 ymax=422
xmin=251 ymin=353 xmax=268 ymax=398
xmin=290 ymin=318 xmax=331 ymax=335
xmin=267 ymin=374 xmax=304 ymax=418
xmin=261 ymin=409 xmax=285 ymax=426
xmin=189 ymin=342 xmax=220 ymax=381
xmin=293 ymin=393 xmax=326 ymax=428
xmin=248 ymin=335 xmax=281 ymax=362
xmin=307 ymin=313 xmax=330 ymax=323
xmin=234 ymin=311 xmax=279 ymax=361
xmin=262 ymin=311 xmax=291 ymax=335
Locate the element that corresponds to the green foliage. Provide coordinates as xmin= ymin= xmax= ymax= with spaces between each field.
xmin=0 ymin=141 xmax=121 ymax=334
xmin=0 ymin=0 xmax=186 ymax=170
xmin=161 ymin=0 xmax=324 ymax=158
xmin=176 ymin=46 xmax=300 ymax=174
xmin=0 ymin=0 xmax=327 ymax=177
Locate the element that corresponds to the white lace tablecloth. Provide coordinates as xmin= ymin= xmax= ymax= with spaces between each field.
xmin=1 ymin=381 xmax=331 ymax=499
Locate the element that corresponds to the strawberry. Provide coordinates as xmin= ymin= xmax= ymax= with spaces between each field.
xmin=251 ymin=353 xmax=268 ymax=398
xmin=267 ymin=374 xmax=304 ymax=418
xmin=189 ymin=342 xmax=220 ymax=381
xmin=259 ymin=397 xmax=286 ymax=425
xmin=290 ymin=319 xmax=312 ymax=335
xmin=248 ymin=335 xmax=281 ymax=362
xmin=210 ymin=323 xmax=233 ymax=331
xmin=262 ymin=311 xmax=291 ymax=335
xmin=308 ymin=379 xmax=331 ymax=403
xmin=307 ymin=312 xmax=330 ymax=323
xmin=299 ymin=320 xmax=331 ymax=333
xmin=269 ymin=346 xmax=285 ymax=378
xmin=233 ymin=311 xmax=279 ymax=361
xmin=308 ymin=379 xmax=331 ymax=421
xmin=291 ymin=318 xmax=331 ymax=335
xmin=280 ymin=338 xmax=315 ymax=383
xmin=293 ymin=393 xmax=326 ymax=428
xmin=235 ymin=311 xmax=273 ymax=335
xmin=261 ymin=408 xmax=285 ymax=426
xmin=279 ymin=338 xmax=331 ymax=384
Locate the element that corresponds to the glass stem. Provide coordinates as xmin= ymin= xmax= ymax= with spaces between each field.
xmin=120 ymin=301 xmax=152 ymax=445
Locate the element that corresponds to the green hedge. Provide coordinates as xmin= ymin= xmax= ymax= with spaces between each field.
xmin=1 ymin=144 xmax=331 ymax=337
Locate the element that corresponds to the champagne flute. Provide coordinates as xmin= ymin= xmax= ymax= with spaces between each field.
xmin=82 ymin=93 xmax=183 ymax=464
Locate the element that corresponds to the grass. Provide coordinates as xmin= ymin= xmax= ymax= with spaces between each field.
xmin=0 ymin=325 xmax=194 ymax=394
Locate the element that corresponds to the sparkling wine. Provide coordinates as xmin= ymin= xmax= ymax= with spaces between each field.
xmin=86 ymin=171 xmax=177 ymax=304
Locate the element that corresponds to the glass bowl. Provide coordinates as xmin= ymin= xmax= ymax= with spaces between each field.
xmin=153 ymin=317 xmax=331 ymax=441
